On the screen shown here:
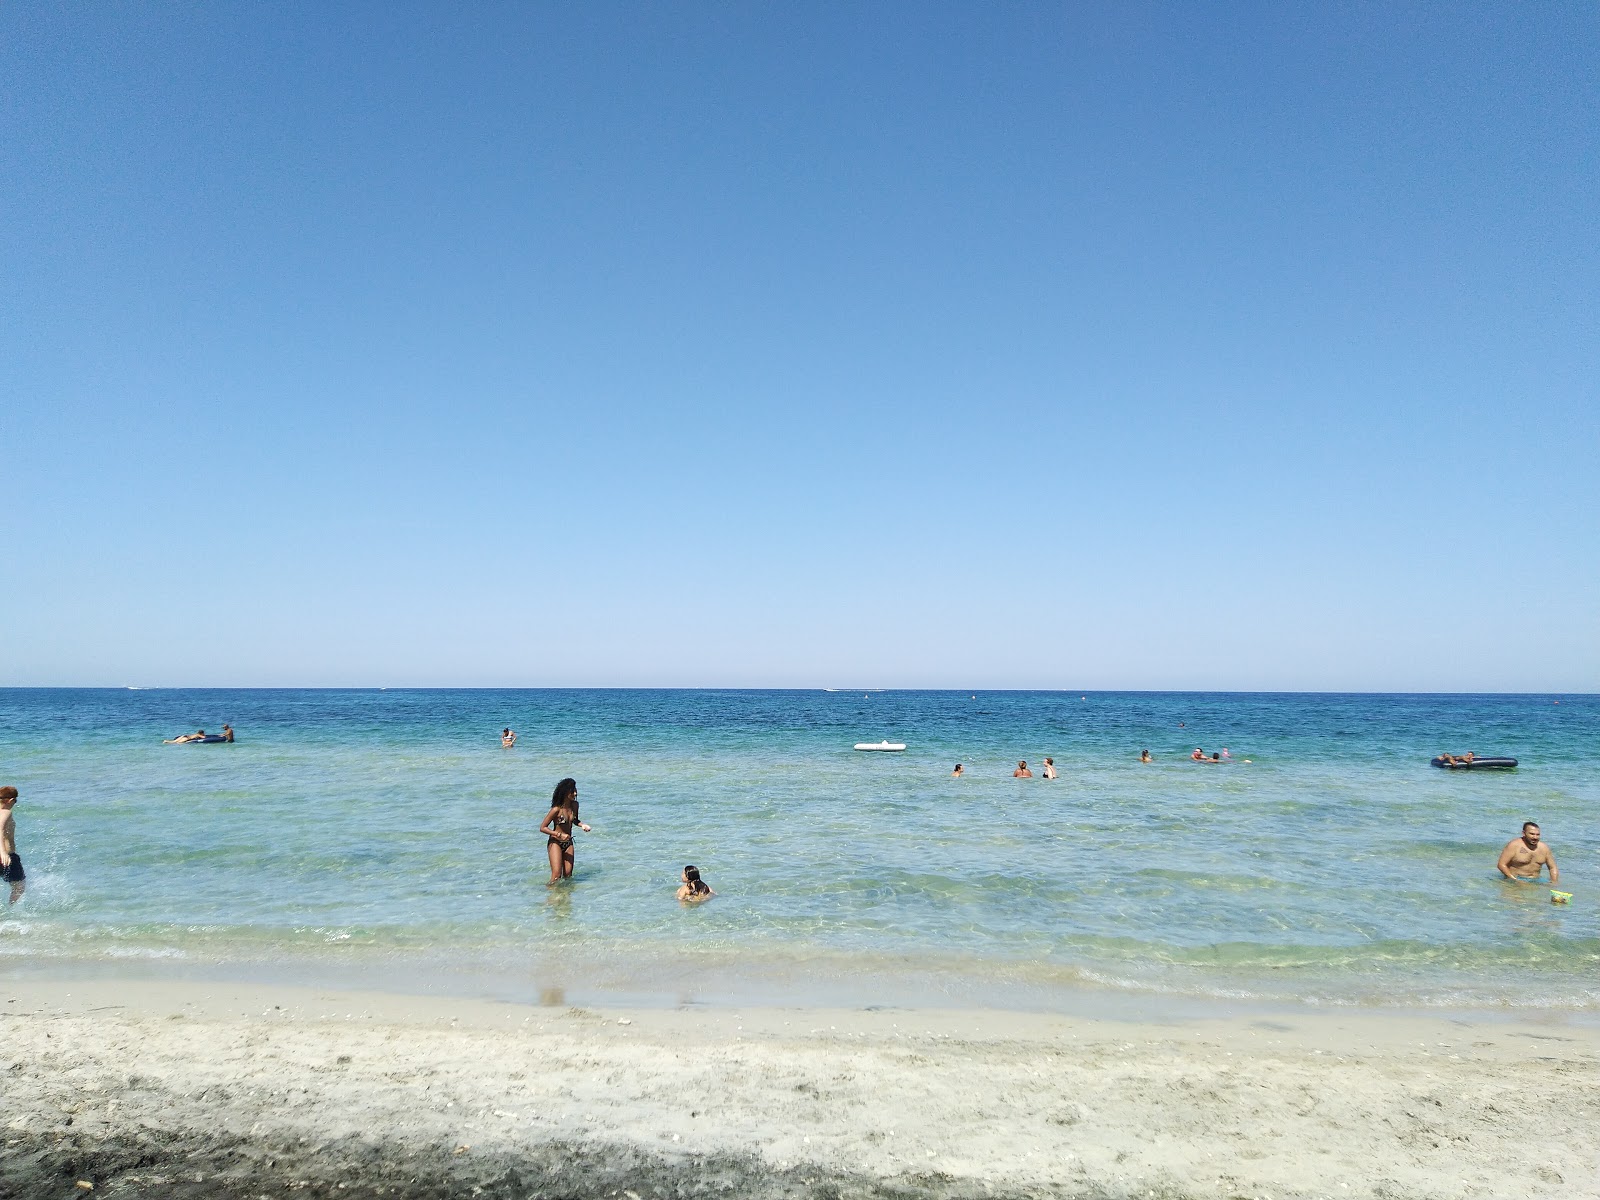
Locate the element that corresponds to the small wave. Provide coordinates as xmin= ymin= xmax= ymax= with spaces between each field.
xmin=101 ymin=945 xmax=189 ymax=959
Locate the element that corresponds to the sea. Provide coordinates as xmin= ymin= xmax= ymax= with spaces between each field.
xmin=0 ymin=689 xmax=1594 ymax=1016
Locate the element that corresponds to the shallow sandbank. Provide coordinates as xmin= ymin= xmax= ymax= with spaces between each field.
xmin=2 ymin=979 xmax=1596 ymax=1199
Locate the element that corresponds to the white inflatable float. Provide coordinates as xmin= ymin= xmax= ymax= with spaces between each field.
xmin=854 ymin=741 xmax=907 ymax=751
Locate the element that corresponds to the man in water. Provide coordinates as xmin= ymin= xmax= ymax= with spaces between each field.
xmin=1013 ymin=761 xmax=1032 ymax=778
xmin=951 ymin=764 xmax=964 ymax=777
xmin=502 ymin=728 xmax=517 ymax=748
xmin=0 ymin=786 xmax=24 ymax=905
xmin=222 ymin=724 xmax=235 ymax=742
xmin=1498 ymin=822 xmax=1559 ymax=884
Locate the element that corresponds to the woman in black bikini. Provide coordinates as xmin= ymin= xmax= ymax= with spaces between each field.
xmin=539 ymin=777 xmax=591 ymax=884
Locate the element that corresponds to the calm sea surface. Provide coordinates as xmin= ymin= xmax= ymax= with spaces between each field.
xmin=0 ymin=689 xmax=1594 ymax=1013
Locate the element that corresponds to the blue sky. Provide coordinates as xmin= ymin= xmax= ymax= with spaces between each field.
xmin=3 ymin=2 xmax=1595 ymax=690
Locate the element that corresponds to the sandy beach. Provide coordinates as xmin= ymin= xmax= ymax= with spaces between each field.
xmin=2 ymin=979 xmax=1596 ymax=1199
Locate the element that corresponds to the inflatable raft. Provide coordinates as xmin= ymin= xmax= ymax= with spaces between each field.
xmin=854 ymin=741 xmax=907 ymax=752
xmin=1430 ymin=756 xmax=1517 ymax=769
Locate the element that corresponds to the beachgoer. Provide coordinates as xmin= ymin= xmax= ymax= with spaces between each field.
xmin=502 ymin=728 xmax=517 ymax=748
xmin=677 ymin=865 xmax=715 ymax=903
xmin=222 ymin=724 xmax=235 ymax=743
xmin=539 ymin=777 xmax=591 ymax=885
xmin=1190 ymin=748 xmax=1205 ymax=761
xmin=1498 ymin=822 xmax=1558 ymax=884
xmin=1210 ymin=752 xmax=1222 ymax=763
xmin=1139 ymin=749 xmax=1151 ymax=763
xmin=1013 ymin=761 xmax=1032 ymax=778
xmin=1220 ymin=748 xmax=1231 ymax=759
xmin=951 ymin=764 xmax=964 ymax=777
xmin=1042 ymin=758 xmax=1058 ymax=780
xmin=164 ymin=730 xmax=207 ymax=744
xmin=0 ymin=786 xmax=24 ymax=905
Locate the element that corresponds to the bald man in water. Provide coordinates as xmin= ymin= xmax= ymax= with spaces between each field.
xmin=1498 ymin=822 xmax=1558 ymax=884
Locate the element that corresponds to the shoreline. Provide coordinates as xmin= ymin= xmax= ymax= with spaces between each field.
xmin=4 ymin=976 xmax=1597 ymax=1199
xmin=6 ymin=947 xmax=1599 ymax=1028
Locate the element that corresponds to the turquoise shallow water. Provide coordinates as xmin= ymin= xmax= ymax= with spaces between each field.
xmin=0 ymin=689 xmax=1595 ymax=1012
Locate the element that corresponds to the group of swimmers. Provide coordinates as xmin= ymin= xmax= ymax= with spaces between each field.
xmin=535 ymin=775 xmax=713 ymax=901
xmin=0 ymin=763 xmax=1567 ymax=915
xmin=528 ymin=769 xmax=1563 ymax=903
xmin=950 ymin=759 xmax=1059 ymax=778
xmin=952 ymin=749 xmax=1249 ymax=775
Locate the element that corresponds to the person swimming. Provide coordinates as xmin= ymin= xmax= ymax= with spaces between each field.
xmin=677 ymin=864 xmax=715 ymax=902
xmin=1139 ymin=749 xmax=1151 ymax=763
xmin=164 ymin=730 xmax=208 ymax=744
xmin=951 ymin=764 xmax=964 ymax=777
xmin=1042 ymin=757 xmax=1057 ymax=779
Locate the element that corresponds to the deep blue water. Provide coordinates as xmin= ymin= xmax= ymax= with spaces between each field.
xmin=0 ymin=689 xmax=1594 ymax=1011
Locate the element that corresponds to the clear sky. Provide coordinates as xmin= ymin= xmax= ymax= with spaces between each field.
xmin=3 ymin=2 xmax=1596 ymax=690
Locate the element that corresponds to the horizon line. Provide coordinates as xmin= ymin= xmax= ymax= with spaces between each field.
xmin=0 ymin=685 xmax=1593 ymax=697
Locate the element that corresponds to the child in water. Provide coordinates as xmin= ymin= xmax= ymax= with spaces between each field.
xmin=677 ymin=865 xmax=715 ymax=903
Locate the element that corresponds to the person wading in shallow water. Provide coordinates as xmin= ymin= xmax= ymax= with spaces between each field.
xmin=1 ymin=786 xmax=24 ymax=906
xmin=539 ymin=777 xmax=591 ymax=885
xmin=1497 ymin=821 xmax=1558 ymax=884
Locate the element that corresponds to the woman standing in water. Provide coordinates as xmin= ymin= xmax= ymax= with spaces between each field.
xmin=539 ymin=777 xmax=591 ymax=884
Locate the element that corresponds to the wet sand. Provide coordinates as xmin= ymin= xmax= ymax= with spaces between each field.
xmin=2 ymin=978 xmax=1597 ymax=1199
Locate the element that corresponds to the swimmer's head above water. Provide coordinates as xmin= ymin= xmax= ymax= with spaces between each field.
xmin=680 ymin=864 xmax=713 ymax=900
